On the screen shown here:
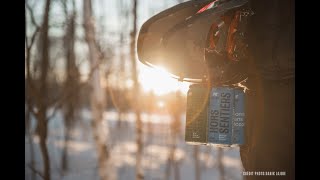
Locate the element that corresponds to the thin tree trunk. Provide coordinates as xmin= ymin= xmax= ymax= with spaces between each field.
xmin=165 ymin=143 xmax=180 ymax=180
xmin=194 ymin=146 xmax=201 ymax=180
xmin=172 ymin=132 xmax=180 ymax=180
xmin=130 ymin=0 xmax=143 ymax=179
xmin=116 ymin=0 xmax=130 ymax=129
xmin=37 ymin=0 xmax=52 ymax=179
xmin=172 ymin=93 xmax=181 ymax=180
xmin=117 ymin=33 xmax=126 ymax=128
xmin=25 ymin=84 xmax=36 ymax=180
xmin=26 ymin=2 xmax=40 ymax=179
xmin=61 ymin=125 xmax=70 ymax=173
xmin=83 ymin=0 xmax=113 ymax=179
xmin=166 ymin=97 xmax=181 ymax=180
xmin=173 ymin=92 xmax=182 ymax=180
xmin=39 ymin=133 xmax=50 ymax=180
xmin=117 ymin=111 xmax=122 ymax=128
xmin=217 ymin=148 xmax=225 ymax=180
xmin=27 ymin=114 xmax=36 ymax=180
xmin=61 ymin=0 xmax=78 ymax=174
xmin=146 ymin=92 xmax=154 ymax=144
xmin=26 ymin=10 xmax=35 ymax=180
xmin=165 ymin=156 xmax=172 ymax=180
xmin=173 ymin=160 xmax=180 ymax=180
xmin=25 ymin=1 xmax=40 ymax=136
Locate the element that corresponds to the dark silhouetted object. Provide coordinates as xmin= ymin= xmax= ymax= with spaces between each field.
xmin=240 ymin=0 xmax=295 ymax=179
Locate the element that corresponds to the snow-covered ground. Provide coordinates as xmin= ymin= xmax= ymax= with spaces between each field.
xmin=25 ymin=109 xmax=244 ymax=180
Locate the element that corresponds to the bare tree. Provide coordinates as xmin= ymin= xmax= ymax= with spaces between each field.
xmin=25 ymin=2 xmax=40 ymax=179
xmin=26 ymin=0 xmax=51 ymax=180
xmin=60 ymin=0 xmax=79 ymax=174
xmin=25 ymin=1 xmax=40 ymax=135
xmin=130 ymin=0 xmax=143 ymax=179
xmin=26 ymin=1 xmax=68 ymax=179
xmin=33 ymin=0 xmax=52 ymax=179
xmin=115 ymin=0 xmax=129 ymax=128
xmin=83 ymin=0 xmax=113 ymax=179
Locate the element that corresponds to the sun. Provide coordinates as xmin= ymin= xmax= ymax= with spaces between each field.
xmin=138 ymin=63 xmax=190 ymax=96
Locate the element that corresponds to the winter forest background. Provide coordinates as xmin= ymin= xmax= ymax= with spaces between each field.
xmin=25 ymin=0 xmax=244 ymax=179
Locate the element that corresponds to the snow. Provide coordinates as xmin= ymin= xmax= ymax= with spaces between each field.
xmin=25 ymin=109 xmax=244 ymax=180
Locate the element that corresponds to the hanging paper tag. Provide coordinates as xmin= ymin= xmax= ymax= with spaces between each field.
xmin=185 ymin=85 xmax=245 ymax=146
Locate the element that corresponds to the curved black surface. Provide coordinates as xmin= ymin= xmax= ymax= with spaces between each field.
xmin=137 ymin=0 xmax=248 ymax=80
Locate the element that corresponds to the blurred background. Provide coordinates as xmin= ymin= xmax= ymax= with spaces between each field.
xmin=25 ymin=0 xmax=243 ymax=179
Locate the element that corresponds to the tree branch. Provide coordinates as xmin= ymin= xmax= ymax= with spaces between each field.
xmin=61 ymin=0 xmax=69 ymax=18
xmin=26 ymin=1 xmax=41 ymax=100
xmin=26 ymin=163 xmax=45 ymax=179
xmin=26 ymin=2 xmax=40 ymax=29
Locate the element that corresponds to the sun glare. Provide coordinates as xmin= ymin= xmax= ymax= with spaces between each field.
xmin=157 ymin=101 xmax=165 ymax=108
xmin=138 ymin=63 xmax=190 ymax=96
